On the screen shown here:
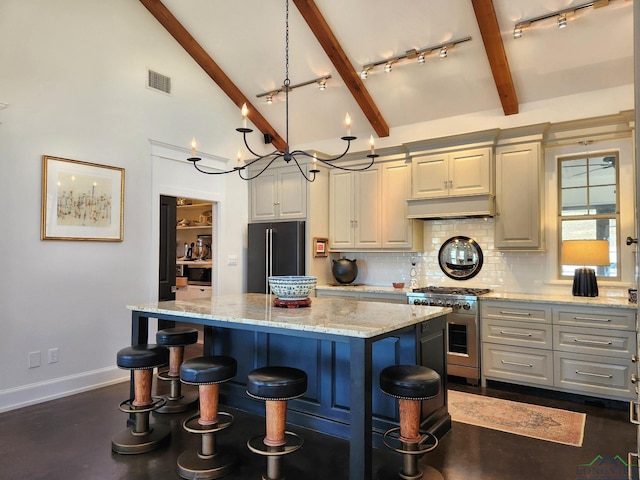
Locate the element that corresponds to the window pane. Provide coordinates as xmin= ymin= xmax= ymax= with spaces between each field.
xmin=561 ymin=159 xmax=587 ymax=188
xmin=589 ymin=185 xmax=616 ymax=214
xmin=561 ymin=187 xmax=587 ymax=215
xmin=589 ymin=155 xmax=616 ymax=186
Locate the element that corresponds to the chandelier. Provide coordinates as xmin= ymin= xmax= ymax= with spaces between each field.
xmin=187 ymin=0 xmax=378 ymax=183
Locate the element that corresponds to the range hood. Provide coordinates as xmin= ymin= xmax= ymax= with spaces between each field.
xmin=407 ymin=194 xmax=495 ymax=219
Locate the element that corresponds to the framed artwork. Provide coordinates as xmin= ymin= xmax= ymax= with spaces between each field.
xmin=314 ymin=237 xmax=328 ymax=257
xmin=41 ymin=155 xmax=125 ymax=241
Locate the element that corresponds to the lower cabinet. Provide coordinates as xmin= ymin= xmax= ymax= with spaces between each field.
xmin=176 ymin=285 xmax=212 ymax=300
xmin=481 ymin=300 xmax=636 ymax=401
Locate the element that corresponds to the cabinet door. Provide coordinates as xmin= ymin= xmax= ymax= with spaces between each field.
xmin=411 ymin=153 xmax=449 ymax=199
xmin=277 ymin=165 xmax=307 ymax=219
xmin=250 ymin=170 xmax=279 ymax=221
xmin=354 ymin=167 xmax=381 ymax=248
xmin=382 ymin=160 xmax=413 ymax=248
xmin=448 ymin=147 xmax=491 ymax=196
xmin=495 ymin=143 xmax=543 ymax=249
xmin=329 ymin=170 xmax=355 ymax=249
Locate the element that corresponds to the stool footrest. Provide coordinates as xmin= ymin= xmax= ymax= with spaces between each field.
xmin=382 ymin=427 xmax=439 ymax=456
xmin=183 ymin=411 xmax=234 ymax=435
xmin=247 ymin=431 xmax=303 ymax=457
xmin=118 ymin=396 xmax=166 ymax=414
xmin=157 ymin=370 xmax=179 ymax=382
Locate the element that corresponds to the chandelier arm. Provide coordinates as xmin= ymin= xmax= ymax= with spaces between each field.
xmin=290 ymin=154 xmax=317 ymax=182
xmin=239 ymin=130 xmax=283 ymax=159
xmin=319 ymin=156 xmax=376 ymax=172
xmin=237 ymin=154 xmax=284 ymax=181
xmin=189 ymin=159 xmax=242 ymax=176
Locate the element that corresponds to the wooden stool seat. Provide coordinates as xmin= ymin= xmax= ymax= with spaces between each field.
xmin=378 ymin=365 xmax=443 ymax=480
xmin=246 ymin=366 xmax=307 ymax=480
xmin=112 ymin=344 xmax=171 ymax=455
xmin=155 ymin=327 xmax=199 ymax=413
xmin=177 ymin=356 xmax=237 ymax=480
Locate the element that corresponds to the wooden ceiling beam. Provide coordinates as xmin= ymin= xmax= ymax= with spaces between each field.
xmin=470 ymin=0 xmax=519 ymax=115
xmin=293 ymin=0 xmax=390 ymax=138
xmin=138 ymin=0 xmax=287 ymax=151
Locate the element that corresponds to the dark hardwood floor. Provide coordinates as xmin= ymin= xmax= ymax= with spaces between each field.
xmin=0 ymin=375 xmax=635 ymax=480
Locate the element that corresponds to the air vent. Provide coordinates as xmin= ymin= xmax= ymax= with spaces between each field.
xmin=147 ymin=70 xmax=171 ymax=94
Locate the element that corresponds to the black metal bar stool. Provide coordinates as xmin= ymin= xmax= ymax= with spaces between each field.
xmin=177 ymin=355 xmax=238 ymax=480
xmin=378 ymin=365 xmax=443 ymax=480
xmin=156 ymin=326 xmax=199 ymax=413
xmin=246 ymin=366 xmax=307 ymax=480
xmin=111 ymin=344 xmax=171 ymax=454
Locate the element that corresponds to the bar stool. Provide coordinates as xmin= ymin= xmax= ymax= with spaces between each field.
xmin=177 ymin=355 xmax=237 ymax=480
xmin=111 ymin=344 xmax=171 ymax=455
xmin=246 ymin=366 xmax=307 ymax=480
xmin=378 ymin=365 xmax=443 ymax=480
xmin=156 ymin=326 xmax=199 ymax=413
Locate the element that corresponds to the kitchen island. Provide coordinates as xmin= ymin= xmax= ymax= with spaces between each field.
xmin=127 ymin=293 xmax=451 ymax=480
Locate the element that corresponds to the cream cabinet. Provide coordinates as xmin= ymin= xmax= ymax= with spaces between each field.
xmin=315 ymin=288 xmax=407 ymax=304
xmin=329 ymin=166 xmax=382 ymax=250
xmin=249 ymin=164 xmax=307 ymax=222
xmin=494 ymin=142 xmax=544 ymax=250
xmin=381 ymin=160 xmax=423 ymax=250
xmin=411 ymin=147 xmax=491 ymax=199
xmin=481 ymin=300 xmax=637 ymax=401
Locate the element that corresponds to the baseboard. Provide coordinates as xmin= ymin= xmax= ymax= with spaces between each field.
xmin=0 ymin=367 xmax=129 ymax=413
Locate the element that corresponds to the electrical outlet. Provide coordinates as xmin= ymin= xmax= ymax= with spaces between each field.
xmin=28 ymin=351 xmax=41 ymax=369
xmin=48 ymin=348 xmax=59 ymax=364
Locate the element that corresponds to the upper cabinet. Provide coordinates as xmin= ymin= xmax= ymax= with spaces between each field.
xmin=329 ymin=150 xmax=423 ymax=252
xmin=494 ymin=125 xmax=548 ymax=251
xmin=411 ymin=147 xmax=492 ymax=199
xmin=249 ymin=164 xmax=307 ymax=222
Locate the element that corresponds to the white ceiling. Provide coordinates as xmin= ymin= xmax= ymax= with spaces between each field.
xmin=159 ymin=0 xmax=633 ymax=147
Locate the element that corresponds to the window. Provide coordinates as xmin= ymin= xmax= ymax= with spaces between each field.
xmin=558 ymin=153 xmax=619 ymax=279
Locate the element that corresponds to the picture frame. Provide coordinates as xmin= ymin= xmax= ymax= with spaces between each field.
xmin=313 ymin=237 xmax=328 ymax=257
xmin=41 ymin=155 xmax=125 ymax=241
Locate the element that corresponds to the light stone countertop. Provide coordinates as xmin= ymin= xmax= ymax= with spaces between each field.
xmin=315 ymin=284 xmax=637 ymax=309
xmin=127 ymin=293 xmax=451 ymax=338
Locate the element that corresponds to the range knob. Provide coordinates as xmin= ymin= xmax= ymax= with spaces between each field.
xmin=421 ymin=300 xmax=430 ymax=306
xmin=429 ymin=300 xmax=437 ymax=306
xmin=445 ymin=300 xmax=453 ymax=308
xmin=462 ymin=303 xmax=471 ymax=310
xmin=453 ymin=302 xmax=462 ymax=310
xmin=435 ymin=300 xmax=445 ymax=307
xmin=413 ymin=299 xmax=422 ymax=305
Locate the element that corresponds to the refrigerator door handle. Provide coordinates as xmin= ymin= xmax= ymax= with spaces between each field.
xmin=266 ymin=228 xmax=274 ymax=292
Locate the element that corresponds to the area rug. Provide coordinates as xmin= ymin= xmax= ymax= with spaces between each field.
xmin=447 ymin=390 xmax=586 ymax=447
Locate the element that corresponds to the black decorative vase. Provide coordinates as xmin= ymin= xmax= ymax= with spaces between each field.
xmin=331 ymin=258 xmax=358 ymax=284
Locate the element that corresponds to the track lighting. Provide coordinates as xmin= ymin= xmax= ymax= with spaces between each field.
xmin=513 ymin=0 xmax=624 ymax=39
xmin=360 ymin=36 xmax=471 ymax=78
xmin=256 ymin=75 xmax=332 ymax=103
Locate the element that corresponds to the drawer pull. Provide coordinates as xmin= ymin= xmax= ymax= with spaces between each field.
xmin=501 ymin=360 xmax=533 ymax=368
xmin=499 ymin=310 xmax=532 ymax=317
xmin=499 ymin=330 xmax=533 ymax=338
xmin=575 ymin=370 xmax=613 ymax=379
xmin=573 ymin=316 xmax=611 ymax=323
xmin=632 ymin=374 xmax=639 ymax=385
xmin=573 ymin=338 xmax=613 ymax=346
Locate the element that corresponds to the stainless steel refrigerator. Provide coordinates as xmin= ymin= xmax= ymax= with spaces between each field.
xmin=247 ymin=221 xmax=305 ymax=293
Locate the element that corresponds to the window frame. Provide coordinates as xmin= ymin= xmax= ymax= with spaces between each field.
xmin=556 ymin=152 xmax=620 ymax=281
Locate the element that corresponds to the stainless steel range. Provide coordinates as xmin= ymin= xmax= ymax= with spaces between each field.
xmin=407 ymin=286 xmax=491 ymax=384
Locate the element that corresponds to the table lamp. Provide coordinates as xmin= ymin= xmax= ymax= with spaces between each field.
xmin=561 ymin=240 xmax=610 ymax=297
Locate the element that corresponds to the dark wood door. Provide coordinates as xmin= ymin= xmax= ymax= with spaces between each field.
xmin=159 ymin=195 xmax=176 ymax=301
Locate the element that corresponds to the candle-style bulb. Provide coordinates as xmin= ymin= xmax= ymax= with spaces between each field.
xmin=190 ymin=137 xmax=197 ymax=156
xmin=237 ymin=150 xmax=243 ymax=167
xmin=241 ymin=103 xmax=248 ymax=128
xmin=313 ymin=153 xmax=317 ymax=170
xmin=345 ymin=113 xmax=351 ymax=136
xmin=369 ymin=135 xmax=375 ymax=155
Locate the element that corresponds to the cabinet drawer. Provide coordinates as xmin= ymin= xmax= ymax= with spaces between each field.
xmin=553 ymin=306 xmax=635 ymax=331
xmin=553 ymin=325 xmax=636 ymax=359
xmin=482 ymin=319 xmax=552 ymax=349
xmin=482 ymin=343 xmax=553 ymax=386
xmin=553 ymin=351 xmax=635 ymax=400
xmin=482 ymin=301 xmax=551 ymax=324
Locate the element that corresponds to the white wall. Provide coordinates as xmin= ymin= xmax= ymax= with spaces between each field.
xmin=0 ymin=0 xmax=247 ymax=412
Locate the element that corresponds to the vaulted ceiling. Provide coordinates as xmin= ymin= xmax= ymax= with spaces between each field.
xmin=139 ymin=0 xmax=633 ymax=150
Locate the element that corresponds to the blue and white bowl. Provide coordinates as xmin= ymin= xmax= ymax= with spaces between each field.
xmin=268 ymin=276 xmax=317 ymax=300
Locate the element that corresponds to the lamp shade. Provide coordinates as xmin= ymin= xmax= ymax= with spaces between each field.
xmin=561 ymin=240 xmax=610 ymax=267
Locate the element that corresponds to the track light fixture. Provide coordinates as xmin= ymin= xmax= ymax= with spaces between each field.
xmin=187 ymin=0 xmax=377 ymax=183
xmin=513 ymin=0 xmax=621 ymax=39
xmin=256 ymin=74 xmax=332 ymax=103
xmin=360 ymin=36 xmax=471 ymax=78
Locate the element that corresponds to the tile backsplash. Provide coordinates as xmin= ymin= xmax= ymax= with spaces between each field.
xmin=336 ymin=218 xmax=624 ymax=296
